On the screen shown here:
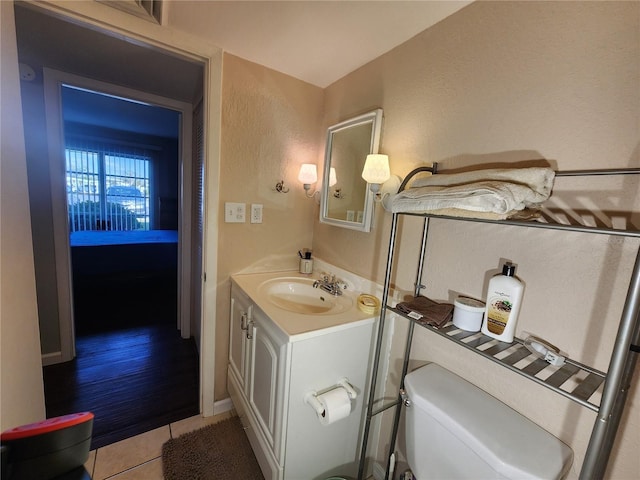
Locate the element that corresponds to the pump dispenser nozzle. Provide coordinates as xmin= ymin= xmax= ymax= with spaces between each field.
xmin=502 ymin=262 xmax=516 ymax=276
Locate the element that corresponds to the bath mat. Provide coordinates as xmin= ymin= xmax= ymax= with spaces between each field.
xmin=162 ymin=416 xmax=264 ymax=479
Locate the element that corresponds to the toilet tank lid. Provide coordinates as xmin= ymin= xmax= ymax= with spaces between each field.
xmin=404 ymin=363 xmax=573 ymax=480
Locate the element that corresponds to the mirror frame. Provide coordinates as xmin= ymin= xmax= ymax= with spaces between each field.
xmin=320 ymin=108 xmax=383 ymax=232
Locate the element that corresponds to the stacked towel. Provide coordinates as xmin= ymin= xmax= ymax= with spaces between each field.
xmin=390 ymin=167 xmax=555 ymax=218
xmin=395 ymin=296 xmax=453 ymax=329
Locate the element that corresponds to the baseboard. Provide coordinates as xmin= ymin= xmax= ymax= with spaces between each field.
xmin=42 ymin=351 xmax=63 ymax=366
xmin=213 ymin=396 xmax=234 ymax=416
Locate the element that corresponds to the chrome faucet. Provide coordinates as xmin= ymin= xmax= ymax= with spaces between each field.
xmin=312 ymin=274 xmax=347 ymax=296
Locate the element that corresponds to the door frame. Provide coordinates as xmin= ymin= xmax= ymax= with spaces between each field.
xmin=32 ymin=0 xmax=222 ymax=416
xmin=43 ymin=69 xmax=194 ymax=362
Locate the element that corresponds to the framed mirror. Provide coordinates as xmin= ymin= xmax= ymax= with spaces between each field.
xmin=320 ymin=109 xmax=383 ymax=232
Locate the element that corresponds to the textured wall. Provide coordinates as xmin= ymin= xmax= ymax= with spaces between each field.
xmin=215 ymin=54 xmax=324 ymax=399
xmin=315 ymin=2 xmax=639 ymax=478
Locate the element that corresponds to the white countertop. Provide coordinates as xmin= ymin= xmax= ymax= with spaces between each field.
xmin=231 ymin=270 xmax=377 ymax=341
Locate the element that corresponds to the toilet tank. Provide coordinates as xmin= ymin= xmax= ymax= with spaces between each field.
xmin=404 ymin=363 xmax=573 ymax=480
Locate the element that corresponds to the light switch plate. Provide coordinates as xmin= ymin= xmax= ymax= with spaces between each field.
xmin=225 ymin=202 xmax=246 ymax=223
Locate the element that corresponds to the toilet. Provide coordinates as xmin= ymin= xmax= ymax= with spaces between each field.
xmin=403 ymin=363 xmax=573 ymax=479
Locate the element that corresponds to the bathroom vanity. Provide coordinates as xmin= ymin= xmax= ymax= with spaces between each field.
xmin=228 ymin=270 xmax=376 ymax=480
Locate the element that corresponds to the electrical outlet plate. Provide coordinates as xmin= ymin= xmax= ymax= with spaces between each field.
xmin=251 ymin=204 xmax=263 ymax=224
xmin=225 ymin=202 xmax=246 ymax=223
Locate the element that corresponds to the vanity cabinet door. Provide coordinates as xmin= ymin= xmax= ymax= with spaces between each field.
xmin=248 ymin=307 xmax=288 ymax=460
xmin=229 ymin=284 xmax=252 ymax=392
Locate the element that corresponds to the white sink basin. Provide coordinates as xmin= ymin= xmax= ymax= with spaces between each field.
xmin=258 ymin=277 xmax=354 ymax=315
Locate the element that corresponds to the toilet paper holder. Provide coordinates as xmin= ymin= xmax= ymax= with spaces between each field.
xmin=304 ymin=377 xmax=357 ymax=417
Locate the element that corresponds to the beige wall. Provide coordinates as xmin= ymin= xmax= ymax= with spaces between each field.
xmin=1 ymin=0 xmax=46 ymax=430
xmin=315 ymin=1 xmax=639 ymax=478
xmin=215 ymin=53 xmax=324 ymax=398
xmin=3 ymin=1 xmax=639 ymax=476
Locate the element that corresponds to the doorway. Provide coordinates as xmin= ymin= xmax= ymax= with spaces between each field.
xmin=41 ymin=67 xmax=198 ymax=363
xmin=61 ymin=85 xmax=182 ymax=337
xmin=14 ymin=4 xmax=207 ymax=446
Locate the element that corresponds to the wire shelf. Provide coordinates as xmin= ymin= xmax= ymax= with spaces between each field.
xmin=389 ymin=306 xmax=607 ymax=412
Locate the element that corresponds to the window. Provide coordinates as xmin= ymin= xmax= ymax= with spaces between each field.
xmin=66 ymin=142 xmax=151 ymax=232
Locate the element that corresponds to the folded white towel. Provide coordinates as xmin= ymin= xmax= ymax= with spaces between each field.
xmin=391 ymin=167 xmax=555 ymax=215
xmin=410 ymin=167 xmax=555 ymax=194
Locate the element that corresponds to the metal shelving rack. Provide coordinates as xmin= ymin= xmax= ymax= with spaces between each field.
xmin=358 ymin=167 xmax=640 ymax=480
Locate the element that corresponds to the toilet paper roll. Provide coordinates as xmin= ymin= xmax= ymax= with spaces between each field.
xmin=317 ymin=387 xmax=352 ymax=426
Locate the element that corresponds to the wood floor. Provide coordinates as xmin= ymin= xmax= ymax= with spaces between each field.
xmin=42 ymin=271 xmax=199 ymax=450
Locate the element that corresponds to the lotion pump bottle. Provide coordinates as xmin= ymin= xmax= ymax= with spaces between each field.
xmin=481 ymin=262 xmax=524 ymax=343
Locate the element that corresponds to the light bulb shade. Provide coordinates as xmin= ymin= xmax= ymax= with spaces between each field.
xmin=298 ymin=163 xmax=318 ymax=184
xmin=329 ymin=167 xmax=338 ymax=187
xmin=362 ymin=154 xmax=390 ymax=184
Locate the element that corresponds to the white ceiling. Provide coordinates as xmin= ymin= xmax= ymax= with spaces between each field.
xmin=165 ymin=1 xmax=472 ymax=88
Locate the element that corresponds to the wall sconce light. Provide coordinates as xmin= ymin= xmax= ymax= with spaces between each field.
xmin=329 ymin=167 xmax=344 ymax=198
xmin=361 ymin=154 xmax=402 ymax=210
xmin=298 ymin=163 xmax=318 ymax=198
xmin=362 ymin=154 xmax=390 ymax=192
xmin=329 ymin=167 xmax=337 ymax=187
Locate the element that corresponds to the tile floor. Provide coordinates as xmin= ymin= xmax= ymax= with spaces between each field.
xmin=85 ymin=410 xmax=235 ymax=480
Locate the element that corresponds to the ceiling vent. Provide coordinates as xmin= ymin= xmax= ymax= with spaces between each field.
xmin=97 ymin=1 xmax=163 ymax=24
